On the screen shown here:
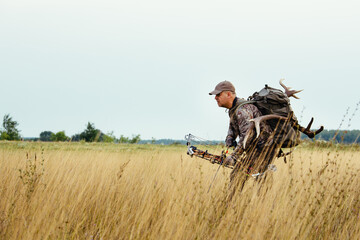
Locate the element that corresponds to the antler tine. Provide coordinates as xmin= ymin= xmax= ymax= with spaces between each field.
xmin=250 ymin=115 xmax=288 ymax=136
xmin=279 ymin=79 xmax=303 ymax=99
xmin=297 ymin=118 xmax=324 ymax=138
xmin=279 ymin=78 xmax=287 ymax=90
xmin=243 ymin=114 xmax=288 ymax=149
xmin=305 ymin=117 xmax=314 ymax=131
xmin=315 ymin=126 xmax=324 ymax=135
xmin=243 ymin=121 xmax=255 ymax=149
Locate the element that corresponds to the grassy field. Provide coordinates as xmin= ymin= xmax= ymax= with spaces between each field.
xmin=0 ymin=141 xmax=359 ymax=239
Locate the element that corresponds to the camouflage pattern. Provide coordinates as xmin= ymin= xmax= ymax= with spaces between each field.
xmin=226 ymin=97 xmax=274 ymax=159
xmin=225 ymin=98 xmax=282 ymax=193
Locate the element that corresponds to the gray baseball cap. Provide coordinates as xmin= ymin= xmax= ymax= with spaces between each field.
xmin=209 ymin=80 xmax=235 ymax=95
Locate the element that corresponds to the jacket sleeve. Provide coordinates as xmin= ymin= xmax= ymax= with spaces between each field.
xmin=237 ymin=106 xmax=254 ymax=146
xmin=225 ymin=122 xmax=237 ymax=147
xmin=230 ymin=105 xmax=258 ymax=157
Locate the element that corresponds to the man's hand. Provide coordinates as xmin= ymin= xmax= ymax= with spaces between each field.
xmin=223 ymin=155 xmax=235 ymax=166
xmin=226 ymin=140 xmax=237 ymax=148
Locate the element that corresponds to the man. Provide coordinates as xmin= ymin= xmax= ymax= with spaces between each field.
xmin=209 ymin=80 xmax=280 ymax=186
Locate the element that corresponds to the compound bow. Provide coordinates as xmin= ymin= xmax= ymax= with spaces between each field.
xmin=185 ymin=134 xmax=279 ymax=184
xmin=185 ymin=134 xmax=233 ymax=169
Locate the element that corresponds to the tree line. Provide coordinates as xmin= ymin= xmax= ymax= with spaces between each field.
xmin=309 ymin=129 xmax=360 ymax=144
xmin=1 ymin=114 xmax=359 ymax=144
xmin=0 ymin=114 xmax=141 ymax=143
xmin=38 ymin=122 xmax=140 ymax=143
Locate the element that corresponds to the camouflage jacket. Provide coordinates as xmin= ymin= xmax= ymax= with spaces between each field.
xmin=226 ymin=97 xmax=273 ymax=158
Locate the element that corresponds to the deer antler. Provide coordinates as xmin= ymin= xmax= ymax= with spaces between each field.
xmin=279 ymin=79 xmax=324 ymax=137
xmin=243 ymin=121 xmax=255 ymax=149
xmin=243 ymin=114 xmax=288 ymax=149
xmin=279 ymin=79 xmax=303 ymax=99
xmin=297 ymin=118 xmax=324 ymax=138
xmin=243 ymin=114 xmax=324 ymax=148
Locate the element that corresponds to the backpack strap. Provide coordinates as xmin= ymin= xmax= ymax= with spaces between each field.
xmin=230 ymin=100 xmax=255 ymax=120
xmin=235 ymin=100 xmax=255 ymax=112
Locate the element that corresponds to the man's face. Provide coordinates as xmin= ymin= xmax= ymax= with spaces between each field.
xmin=215 ymin=91 xmax=229 ymax=108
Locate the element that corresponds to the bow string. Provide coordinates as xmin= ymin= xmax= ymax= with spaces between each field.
xmin=185 ymin=133 xmax=232 ymax=169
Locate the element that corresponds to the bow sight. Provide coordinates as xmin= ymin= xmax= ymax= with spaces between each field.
xmin=185 ymin=134 xmax=232 ymax=169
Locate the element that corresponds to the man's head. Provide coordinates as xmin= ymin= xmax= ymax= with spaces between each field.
xmin=209 ymin=81 xmax=236 ymax=109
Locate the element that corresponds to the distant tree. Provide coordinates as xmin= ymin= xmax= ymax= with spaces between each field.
xmin=71 ymin=134 xmax=81 ymax=142
xmin=98 ymin=132 xmax=106 ymax=142
xmin=79 ymin=122 xmax=101 ymax=142
xmin=40 ymin=131 xmax=54 ymax=141
xmin=50 ymin=131 xmax=69 ymax=142
xmin=0 ymin=114 xmax=21 ymax=140
xmin=119 ymin=135 xmax=129 ymax=143
xmin=118 ymin=134 xmax=140 ymax=144
xmin=0 ymin=131 xmax=9 ymax=140
xmin=102 ymin=131 xmax=116 ymax=143
xmin=129 ymin=134 xmax=141 ymax=144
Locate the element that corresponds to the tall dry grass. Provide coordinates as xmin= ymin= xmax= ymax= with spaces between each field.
xmin=0 ymin=141 xmax=359 ymax=239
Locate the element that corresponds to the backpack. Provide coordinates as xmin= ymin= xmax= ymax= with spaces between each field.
xmin=247 ymin=84 xmax=300 ymax=148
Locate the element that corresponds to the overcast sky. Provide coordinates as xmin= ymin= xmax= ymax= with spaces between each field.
xmin=1 ymin=0 xmax=359 ymax=140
